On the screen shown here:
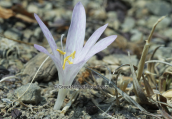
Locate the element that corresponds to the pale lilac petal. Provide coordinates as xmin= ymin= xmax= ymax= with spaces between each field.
xmin=34 ymin=44 xmax=64 ymax=84
xmin=85 ymin=35 xmax=117 ymax=61
xmin=75 ymin=24 xmax=108 ymax=63
xmin=65 ymin=2 xmax=86 ymax=57
xmin=64 ymin=61 xmax=86 ymax=85
xmin=34 ymin=13 xmax=60 ymax=60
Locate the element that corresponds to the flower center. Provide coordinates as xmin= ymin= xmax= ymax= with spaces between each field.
xmin=57 ymin=49 xmax=76 ymax=70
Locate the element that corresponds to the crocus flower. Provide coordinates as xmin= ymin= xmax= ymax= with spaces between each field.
xmin=34 ymin=2 xmax=117 ymax=110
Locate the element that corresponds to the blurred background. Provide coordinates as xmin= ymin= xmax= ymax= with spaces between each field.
xmin=0 ymin=0 xmax=172 ymax=61
xmin=1 ymin=0 xmax=172 ymax=118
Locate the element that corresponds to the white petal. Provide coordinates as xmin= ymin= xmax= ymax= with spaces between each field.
xmin=34 ymin=44 xmax=64 ymax=84
xmin=64 ymin=61 xmax=86 ymax=85
xmin=34 ymin=13 xmax=60 ymax=60
xmin=75 ymin=24 xmax=108 ymax=63
xmin=85 ymin=35 xmax=117 ymax=61
xmin=65 ymin=2 xmax=86 ymax=57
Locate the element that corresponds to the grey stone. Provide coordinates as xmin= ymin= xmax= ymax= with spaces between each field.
xmin=146 ymin=16 xmax=157 ymax=29
xmin=107 ymin=12 xmax=117 ymax=19
xmin=114 ymin=54 xmax=138 ymax=66
xmin=130 ymin=29 xmax=143 ymax=41
xmin=152 ymin=38 xmax=165 ymax=45
xmin=122 ymin=17 xmax=135 ymax=32
xmin=4 ymin=28 xmax=22 ymax=40
xmin=106 ymin=12 xmax=120 ymax=30
xmin=167 ymin=42 xmax=172 ymax=48
xmin=14 ymin=83 xmax=42 ymax=104
xmin=44 ymin=8 xmax=65 ymax=21
xmin=146 ymin=16 xmax=170 ymax=30
xmin=96 ymin=78 xmax=104 ymax=86
xmin=27 ymin=4 xmax=39 ymax=13
xmin=34 ymin=27 xmax=42 ymax=40
xmin=104 ymin=28 xmax=116 ymax=36
xmin=149 ymin=46 xmax=172 ymax=60
xmin=61 ymin=10 xmax=72 ymax=20
xmin=44 ymin=2 xmax=53 ymax=10
xmin=135 ymin=1 xmax=147 ymax=8
xmin=136 ymin=19 xmax=146 ymax=26
xmin=23 ymin=29 xmax=33 ymax=42
xmin=74 ymin=0 xmax=89 ymax=7
xmin=163 ymin=28 xmax=172 ymax=39
xmin=0 ymin=1 xmax=12 ymax=8
xmin=87 ymin=1 xmax=101 ymax=9
xmin=13 ymin=22 xmax=26 ymax=30
xmin=146 ymin=1 xmax=171 ymax=16
xmin=89 ymin=8 xmax=107 ymax=20
xmin=1 ymin=98 xmax=12 ymax=104
xmin=87 ymin=56 xmax=105 ymax=66
xmin=0 ymin=103 xmax=5 ymax=109
xmin=103 ymin=55 xmax=119 ymax=65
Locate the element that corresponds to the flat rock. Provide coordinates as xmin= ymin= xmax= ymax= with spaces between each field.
xmin=0 ymin=1 xmax=12 ymax=8
xmin=4 ymin=28 xmax=22 ymax=40
xmin=163 ymin=28 xmax=172 ymax=40
xmin=146 ymin=1 xmax=171 ymax=16
xmin=136 ymin=19 xmax=146 ymax=26
xmin=130 ymin=29 xmax=143 ymax=42
xmin=44 ymin=8 xmax=65 ymax=21
xmin=21 ymin=47 xmax=57 ymax=84
xmin=14 ymin=83 xmax=42 ymax=104
xmin=13 ymin=22 xmax=26 ymax=30
xmin=89 ymin=8 xmax=107 ymax=20
xmin=114 ymin=54 xmax=138 ymax=66
xmin=103 ymin=55 xmax=119 ymax=65
xmin=122 ymin=17 xmax=135 ymax=32
xmin=44 ymin=2 xmax=53 ymax=10
xmin=146 ymin=16 xmax=170 ymax=30
xmin=27 ymin=4 xmax=39 ymax=13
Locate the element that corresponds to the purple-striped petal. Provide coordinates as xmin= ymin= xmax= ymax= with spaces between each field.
xmin=65 ymin=2 xmax=86 ymax=57
xmin=75 ymin=24 xmax=108 ymax=63
xmin=34 ymin=13 xmax=60 ymax=60
xmin=34 ymin=44 xmax=64 ymax=84
xmin=85 ymin=35 xmax=117 ymax=61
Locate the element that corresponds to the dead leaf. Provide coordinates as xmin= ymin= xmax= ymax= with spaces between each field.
xmin=12 ymin=4 xmax=34 ymax=19
xmin=15 ymin=14 xmax=36 ymax=23
xmin=11 ymin=4 xmax=48 ymax=25
xmin=0 ymin=6 xmax=15 ymax=19
xmin=162 ymin=89 xmax=172 ymax=98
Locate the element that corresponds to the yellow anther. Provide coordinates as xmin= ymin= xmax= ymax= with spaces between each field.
xmin=57 ymin=49 xmax=66 ymax=55
xmin=71 ymin=51 xmax=76 ymax=59
xmin=62 ymin=51 xmax=76 ymax=70
xmin=67 ymin=60 xmax=73 ymax=64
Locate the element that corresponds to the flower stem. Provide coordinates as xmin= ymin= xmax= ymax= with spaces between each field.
xmin=54 ymin=88 xmax=69 ymax=110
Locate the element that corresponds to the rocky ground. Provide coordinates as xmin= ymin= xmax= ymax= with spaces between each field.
xmin=0 ymin=0 xmax=172 ymax=118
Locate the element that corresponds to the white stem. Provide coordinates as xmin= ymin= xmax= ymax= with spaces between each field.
xmin=54 ymin=88 xmax=69 ymax=110
xmin=61 ymin=90 xmax=79 ymax=114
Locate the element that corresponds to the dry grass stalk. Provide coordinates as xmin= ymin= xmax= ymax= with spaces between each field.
xmin=137 ymin=16 xmax=165 ymax=81
xmin=86 ymin=66 xmax=147 ymax=112
xmin=147 ymin=46 xmax=163 ymax=86
xmin=12 ymin=56 xmax=49 ymax=103
xmin=128 ymin=52 xmax=149 ymax=104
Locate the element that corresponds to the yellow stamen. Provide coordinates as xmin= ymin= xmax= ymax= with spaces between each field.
xmin=67 ymin=60 xmax=73 ymax=64
xmin=57 ymin=49 xmax=66 ymax=55
xmin=71 ymin=51 xmax=76 ymax=59
xmin=62 ymin=51 xmax=76 ymax=70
